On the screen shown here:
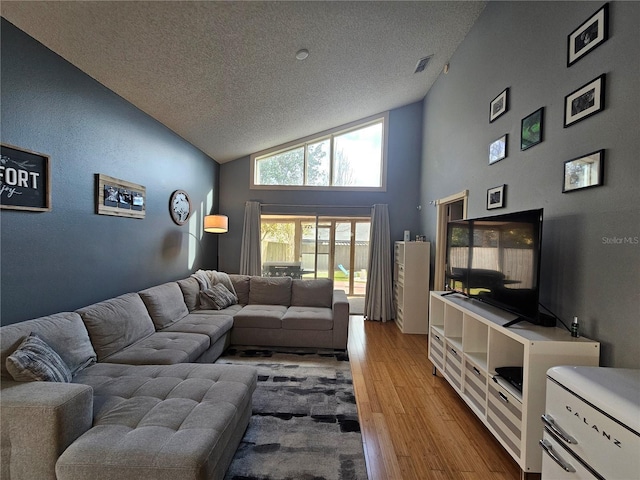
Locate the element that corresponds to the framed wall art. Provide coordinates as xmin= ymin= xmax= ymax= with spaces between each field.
xmin=96 ymin=174 xmax=145 ymax=219
xmin=564 ymin=74 xmax=606 ymax=127
xmin=567 ymin=3 xmax=609 ymax=67
xmin=563 ymin=150 xmax=604 ymax=193
xmin=490 ymin=88 xmax=509 ymax=122
xmin=489 ymin=134 xmax=507 ymax=164
xmin=0 ymin=143 xmax=51 ymax=212
xmin=521 ymin=107 xmax=544 ymax=151
xmin=169 ymin=189 xmax=192 ymax=225
xmin=487 ymin=184 xmax=506 ymax=210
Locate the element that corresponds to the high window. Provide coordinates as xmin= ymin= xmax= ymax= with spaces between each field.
xmin=251 ymin=113 xmax=388 ymax=190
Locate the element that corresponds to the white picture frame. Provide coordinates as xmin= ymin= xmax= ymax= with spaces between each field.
xmin=490 ymin=88 xmax=509 ymax=123
xmin=567 ymin=3 xmax=609 ymax=67
xmin=564 ymin=74 xmax=606 ymax=127
xmin=487 ymin=184 xmax=506 ymax=210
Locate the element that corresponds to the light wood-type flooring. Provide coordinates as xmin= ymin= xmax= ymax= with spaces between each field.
xmin=348 ymin=315 xmax=522 ymax=480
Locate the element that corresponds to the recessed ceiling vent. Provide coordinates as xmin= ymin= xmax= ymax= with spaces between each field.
xmin=414 ymin=55 xmax=433 ymax=74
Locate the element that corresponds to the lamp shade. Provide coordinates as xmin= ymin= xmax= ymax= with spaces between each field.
xmin=204 ymin=214 xmax=228 ymax=233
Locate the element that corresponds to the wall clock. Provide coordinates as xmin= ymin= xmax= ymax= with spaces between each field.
xmin=169 ymin=190 xmax=191 ymax=225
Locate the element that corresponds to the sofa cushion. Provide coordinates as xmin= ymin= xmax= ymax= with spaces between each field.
xmin=59 ymin=363 xmax=256 ymax=480
xmin=229 ymin=274 xmax=251 ymax=305
xmin=162 ymin=313 xmax=233 ymax=345
xmin=207 ymin=270 xmax=238 ymax=297
xmin=199 ymin=283 xmax=238 ymax=310
xmin=233 ymin=305 xmax=287 ymax=329
xmin=282 ymin=307 xmax=334 ymax=331
xmin=0 ymin=312 xmax=96 ymax=379
xmin=291 ymin=278 xmax=334 ymax=308
xmin=100 ymin=332 xmax=210 ymax=365
xmin=6 ymin=333 xmax=73 ymax=382
xmin=76 ymin=293 xmax=156 ymax=361
xmin=177 ymin=276 xmax=201 ymax=312
xmin=248 ymin=276 xmax=292 ymax=306
xmin=138 ymin=282 xmax=189 ymax=329
xmin=191 ymin=304 xmax=244 ymax=316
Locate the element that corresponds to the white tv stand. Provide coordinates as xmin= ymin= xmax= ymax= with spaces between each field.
xmin=428 ymin=292 xmax=600 ymax=478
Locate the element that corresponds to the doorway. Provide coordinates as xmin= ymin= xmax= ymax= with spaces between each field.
xmin=260 ymin=215 xmax=370 ymax=296
xmin=434 ymin=191 xmax=468 ymax=290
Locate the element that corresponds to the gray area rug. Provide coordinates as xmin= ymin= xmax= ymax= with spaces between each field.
xmin=216 ymin=347 xmax=368 ymax=480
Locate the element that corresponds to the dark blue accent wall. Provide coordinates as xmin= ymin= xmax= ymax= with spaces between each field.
xmin=1 ymin=19 xmax=221 ymax=325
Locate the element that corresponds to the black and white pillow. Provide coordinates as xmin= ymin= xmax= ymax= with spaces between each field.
xmin=6 ymin=332 xmax=73 ymax=383
xmin=199 ymin=283 xmax=238 ymax=310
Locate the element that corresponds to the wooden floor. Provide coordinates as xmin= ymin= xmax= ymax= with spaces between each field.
xmin=348 ymin=315 xmax=521 ymax=480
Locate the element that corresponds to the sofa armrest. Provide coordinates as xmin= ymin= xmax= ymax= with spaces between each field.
xmin=1 ymin=380 xmax=93 ymax=480
xmin=331 ymin=289 xmax=350 ymax=349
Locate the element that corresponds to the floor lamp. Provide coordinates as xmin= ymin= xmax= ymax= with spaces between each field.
xmin=204 ymin=215 xmax=228 ymax=269
xmin=204 ymin=214 xmax=228 ymax=234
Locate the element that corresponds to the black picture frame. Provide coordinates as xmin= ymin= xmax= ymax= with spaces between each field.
xmin=0 ymin=143 xmax=51 ymax=212
xmin=567 ymin=3 xmax=609 ymax=67
xmin=563 ymin=150 xmax=604 ymax=193
xmin=487 ymin=185 xmax=506 ymax=210
xmin=489 ymin=134 xmax=507 ymax=165
xmin=564 ymin=74 xmax=606 ymax=128
xmin=521 ymin=107 xmax=544 ymax=151
xmin=490 ymin=88 xmax=509 ymax=122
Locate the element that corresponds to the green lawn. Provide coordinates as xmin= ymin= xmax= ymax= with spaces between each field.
xmin=303 ymin=270 xmax=350 ymax=280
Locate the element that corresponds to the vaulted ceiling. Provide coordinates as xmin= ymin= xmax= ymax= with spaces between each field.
xmin=1 ymin=1 xmax=485 ymax=163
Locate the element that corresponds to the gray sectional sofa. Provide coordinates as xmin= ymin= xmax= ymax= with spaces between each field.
xmin=0 ymin=272 xmax=350 ymax=480
xmin=179 ymin=274 xmax=350 ymax=350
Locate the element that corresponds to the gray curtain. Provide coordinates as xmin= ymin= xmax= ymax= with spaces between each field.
xmin=239 ymin=201 xmax=262 ymax=276
xmin=364 ymin=204 xmax=395 ymax=322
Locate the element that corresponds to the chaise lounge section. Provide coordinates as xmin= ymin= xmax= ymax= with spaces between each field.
xmin=0 ymin=273 xmax=349 ymax=480
xmin=0 ymin=309 xmax=256 ymax=480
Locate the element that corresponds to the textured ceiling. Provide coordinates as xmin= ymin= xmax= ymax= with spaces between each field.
xmin=1 ymin=1 xmax=486 ymax=163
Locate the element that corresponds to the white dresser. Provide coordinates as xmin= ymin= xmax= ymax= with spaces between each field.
xmin=429 ymin=292 xmax=600 ymax=476
xmin=542 ymin=366 xmax=640 ymax=480
xmin=393 ymin=241 xmax=430 ymax=334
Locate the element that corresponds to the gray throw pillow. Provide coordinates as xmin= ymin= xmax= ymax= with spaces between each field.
xmin=6 ymin=332 xmax=72 ymax=383
xmin=199 ymin=283 xmax=238 ymax=310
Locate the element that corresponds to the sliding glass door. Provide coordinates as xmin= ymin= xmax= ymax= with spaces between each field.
xmin=260 ymin=214 xmax=370 ymax=296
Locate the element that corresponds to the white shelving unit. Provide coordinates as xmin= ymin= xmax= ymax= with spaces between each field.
xmin=428 ymin=292 xmax=600 ymax=476
xmin=393 ymin=241 xmax=430 ymax=334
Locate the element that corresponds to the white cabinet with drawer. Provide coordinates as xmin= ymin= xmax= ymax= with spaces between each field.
xmin=393 ymin=241 xmax=430 ymax=334
xmin=464 ymin=359 xmax=487 ymax=416
xmin=488 ymin=378 xmax=523 ymax=458
xmin=428 ymin=292 xmax=600 ymax=477
xmin=444 ymin=340 xmax=463 ymax=391
xmin=429 ymin=327 xmax=445 ymax=371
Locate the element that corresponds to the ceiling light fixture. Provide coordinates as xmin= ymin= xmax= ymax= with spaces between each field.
xmin=295 ymin=49 xmax=309 ymax=61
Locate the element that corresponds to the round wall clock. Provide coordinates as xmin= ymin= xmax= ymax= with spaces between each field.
xmin=169 ymin=190 xmax=192 ymax=225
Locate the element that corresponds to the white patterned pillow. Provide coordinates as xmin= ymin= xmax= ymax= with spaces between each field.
xmin=199 ymin=283 xmax=238 ymax=310
xmin=6 ymin=332 xmax=72 ymax=382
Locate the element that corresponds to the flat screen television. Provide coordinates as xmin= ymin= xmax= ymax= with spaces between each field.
xmin=444 ymin=208 xmax=549 ymax=326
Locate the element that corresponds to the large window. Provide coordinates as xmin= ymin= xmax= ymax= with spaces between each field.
xmin=260 ymin=215 xmax=370 ymax=296
xmin=251 ymin=113 xmax=388 ymax=190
